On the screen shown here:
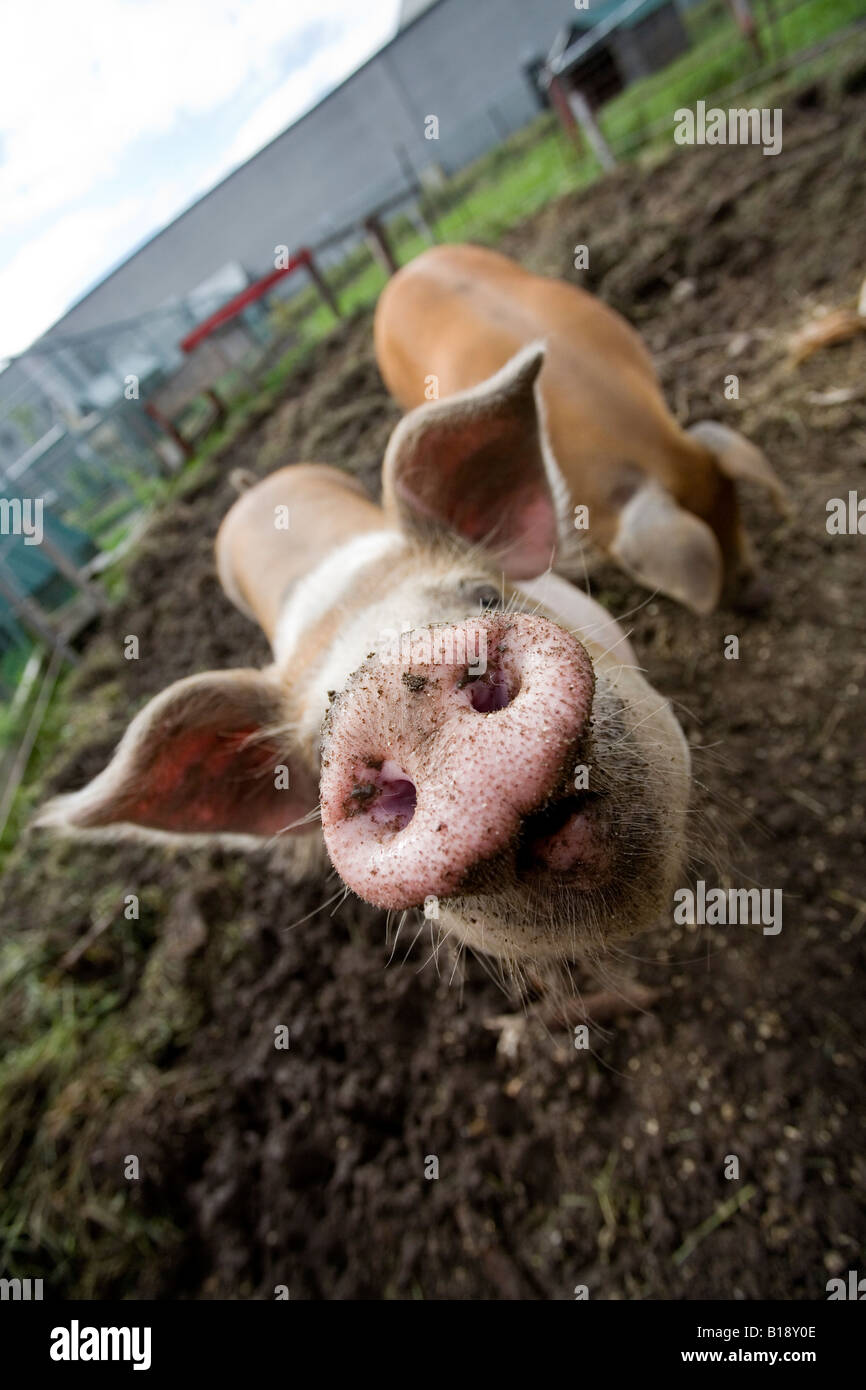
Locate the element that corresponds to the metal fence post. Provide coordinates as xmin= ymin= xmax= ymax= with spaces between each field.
xmin=364 ymin=214 xmax=400 ymax=276
xmin=305 ymin=253 xmax=341 ymax=318
xmin=565 ymin=89 xmax=616 ymax=170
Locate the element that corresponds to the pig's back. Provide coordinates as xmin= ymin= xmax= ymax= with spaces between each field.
xmin=376 ymin=244 xmax=655 ymax=390
xmin=374 ymin=244 xmax=694 ymax=505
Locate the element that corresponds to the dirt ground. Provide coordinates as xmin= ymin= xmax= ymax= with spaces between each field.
xmin=2 ymin=73 xmax=865 ymax=1301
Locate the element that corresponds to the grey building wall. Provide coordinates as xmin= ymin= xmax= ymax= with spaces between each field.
xmin=34 ymin=0 xmax=582 ymax=342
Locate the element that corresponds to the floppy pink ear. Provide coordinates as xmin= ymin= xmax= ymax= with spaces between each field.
xmin=381 ymin=343 xmax=562 ymax=579
xmin=36 ymin=668 xmax=317 ymax=839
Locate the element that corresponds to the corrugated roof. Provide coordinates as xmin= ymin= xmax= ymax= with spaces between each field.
xmin=552 ymin=0 xmax=674 ymax=75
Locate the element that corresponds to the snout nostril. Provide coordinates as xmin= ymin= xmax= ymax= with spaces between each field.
xmin=349 ymin=759 xmax=417 ymax=830
xmin=371 ymin=777 xmax=416 ymax=828
xmin=467 ymin=669 xmax=512 ymax=713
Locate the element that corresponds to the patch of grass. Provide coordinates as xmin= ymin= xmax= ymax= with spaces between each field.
xmin=0 ymin=864 xmax=188 ymax=1293
xmin=432 ymin=133 xmax=593 ymax=244
xmin=0 ymin=643 xmax=33 ymax=707
xmin=602 ymin=0 xmax=865 ymax=156
xmin=0 ymin=666 xmax=78 ymax=867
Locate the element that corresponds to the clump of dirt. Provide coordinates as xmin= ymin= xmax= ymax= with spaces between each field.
xmin=1 ymin=79 xmax=865 ymax=1300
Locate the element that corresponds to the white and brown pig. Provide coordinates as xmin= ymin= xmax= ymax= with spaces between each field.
xmin=38 ymin=347 xmax=690 ymax=966
xmin=374 ymin=242 xmax=788 ymax=613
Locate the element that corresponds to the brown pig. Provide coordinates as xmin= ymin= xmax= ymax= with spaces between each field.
xmin=374 ymin=242 xmax=787 ymax=613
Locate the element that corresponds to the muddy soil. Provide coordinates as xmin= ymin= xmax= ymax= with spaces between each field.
xmin=1 ymin=76 xmax=865 ymax=1300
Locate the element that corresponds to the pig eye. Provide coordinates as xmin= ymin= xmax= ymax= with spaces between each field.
xmin=469 ymin=584 xmax=503 ymax=613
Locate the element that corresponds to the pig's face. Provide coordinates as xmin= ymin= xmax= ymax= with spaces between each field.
xmin=37 ymin=345 xmax=690 ymax=965
xmin=310 ymin=542 xmax=690 ymax=961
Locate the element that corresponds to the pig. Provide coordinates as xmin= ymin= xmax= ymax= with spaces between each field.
xmin=37 ymin=346 xmax=690 ymax=967
xmin=374 ymin=242 xmax=788 ymax=614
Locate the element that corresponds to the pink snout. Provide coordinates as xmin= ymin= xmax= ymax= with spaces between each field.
xmin=320 ymin=614 xmax=595 ymax=911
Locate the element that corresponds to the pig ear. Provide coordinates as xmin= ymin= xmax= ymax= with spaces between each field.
xmin=610 ymin=484 xmax=723 ymax=614
xmin=688 ymin=421 xmax=790 ymax=515
xmin=35 ymin=668 xmax=317 ymax=840
xmin=382 ymin=342 xmax=562 ymax=578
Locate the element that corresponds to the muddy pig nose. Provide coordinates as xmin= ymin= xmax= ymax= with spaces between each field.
xmin=320 ymin=613 xmax=595 ymax=911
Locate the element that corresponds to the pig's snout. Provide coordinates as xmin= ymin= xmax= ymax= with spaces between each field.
xmin=320 ymin=615 xmax=595 ymax=911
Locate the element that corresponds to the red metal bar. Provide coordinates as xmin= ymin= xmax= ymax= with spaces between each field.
xmin=180 ymin=248 xmax=312 ymax=353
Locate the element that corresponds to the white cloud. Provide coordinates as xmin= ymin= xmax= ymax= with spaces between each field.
xmin=0 ymin=0 xmax=399 ymax=359
xmin=0 ymin=0 xmax=396 ymax=229
xmin=0 ymin=193 xmax=178 ymax=359
xmin=218 ymin=10 xmax=396 ymax=173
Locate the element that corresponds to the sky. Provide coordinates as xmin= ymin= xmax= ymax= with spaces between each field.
xmin=0 ymin=0 xmax=403 ymax=363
